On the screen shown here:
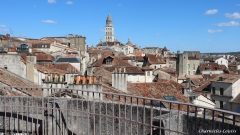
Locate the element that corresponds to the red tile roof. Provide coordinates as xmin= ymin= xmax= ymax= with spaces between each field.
xmin=198 ymin=63 xmax=228 ymax=72
xmin=120 ymin=56 xmax=144 ymax=61
xmin=36 ymin=54 xmax=54 ymax=61
xmin=127 ymin=80 xmax=191 ymax=111
xmin=211 ymin=74 xmax=240 ymax=84
xmin=36 ymin=63 xmax=79 ymax=74
xmin=92 ymin=56 xmax=132 ymax=67
xmin=88 ymin=49 xmax=114 ymax=58
xmin=35 ymin=64 xmax=66 ymax=75
xmin=0 ymin=69 xmax=42 ymax=96
xmin=145 ymin=54 xmax=166 ymax=64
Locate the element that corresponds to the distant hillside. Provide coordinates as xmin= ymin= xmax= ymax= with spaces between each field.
xmin=202 ymin=52 xmax=240 ymax=55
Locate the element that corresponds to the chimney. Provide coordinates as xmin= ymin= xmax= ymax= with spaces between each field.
xmin=70 ymin=75 xmax=74 ymax=84
xmin=26 ymin=56 xmax=37 ymax=64
xmin=76 ymin=75 xmax=81 ymax=84
xmin=82 ymin=76 xmax=86 ymax=84
xmin=87 ymin=76 xmax=93 ymax=84
xmin=49 ymin=74 xmax=53 ymax=82
xmin=97 ymin=53 xmax=102 ymax=59
xmin=93 ymin=76 xmax=97 ymax=83
xmin=118 ymin=68 xmax=122 ymax=73
xmin=54 ymin=74 xmax=59 ymax=83
xmin=123 ymin=67 xmax=126 ymax=73
xmin=45 ymin=74 xmax=48 ymax=82
xmin=59 ymin=75 xmax=63 ymax=83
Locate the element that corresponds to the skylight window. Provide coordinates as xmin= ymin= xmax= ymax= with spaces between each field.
xmin=163 ymin=96 xmax=178 ymax=101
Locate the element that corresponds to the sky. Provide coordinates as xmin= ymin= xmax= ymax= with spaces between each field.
xmin=0 ymin=0 xmax=240 ymax=53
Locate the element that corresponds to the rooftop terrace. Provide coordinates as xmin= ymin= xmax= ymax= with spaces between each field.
xmin=0 ymin=86 xmax=239 ymax=135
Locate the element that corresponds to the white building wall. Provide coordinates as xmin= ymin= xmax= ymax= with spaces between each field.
xmin=193 ymin=95 xmax=215 ymax=108
xmin=127 ymin=45 xmax=134 ymax=55
xmin=215 ymin=57 xmax=228 ymax=68
xmin=145 ymin=71 xmax=153 ymax=82
xmin=232 ymin=79 xmax=240 ymax=99
xmin=0 ymin=54 xmax=26 ymax=78
xmin=150 ymin=64 xmax=166 ymax=69
xmin=70 ymin=63 xmax=81 ymax=72
xmin=201 ymin=70 xmax=224 ymax=75
xmin=127 ymin=74 xmax=145 ymax=82
xmin=237 ymin=65 xmax=240 ymax=70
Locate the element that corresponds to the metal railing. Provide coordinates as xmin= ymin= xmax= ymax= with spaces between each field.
xmin=0 ymin=86 xmax=239 ymax=135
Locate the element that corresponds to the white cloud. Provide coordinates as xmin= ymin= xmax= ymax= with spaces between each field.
xmin=48 ymin=0 xmax=56 ymax=4
xmin=117 ymin=3 xmax=122 ymax=7
xmin=66 ymin=1 xmax=73 ymax=5
xmin=205 ymin=9 xmax=218 ymax=15
xmin=217 ymin=21 xmax=239 ymax=27
xmin=42 ymin=20 xmax=57 ymax=24
xmin=0 ymin=24 xmax=9 ymax=32
xmin=207 ymin=29 xmax=223 ymax=34
xmin=0 ymin=24 xmax=6 ymax=28
xmin=225 ymin=12 xmax=240 ymax=19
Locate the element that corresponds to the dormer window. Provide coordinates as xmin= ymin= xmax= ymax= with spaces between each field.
xmin=106 ymin=59 xmax=112 ymax=65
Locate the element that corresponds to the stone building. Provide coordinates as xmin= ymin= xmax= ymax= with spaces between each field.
xmin=69 ymin=34 xmax=87 ymax=53
xmin=176 ymin=51 xmax=200 ymax=77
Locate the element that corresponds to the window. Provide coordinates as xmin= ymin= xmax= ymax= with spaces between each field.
xmin=163 ymin=96 xmax=178 ymax=101
xmin=220 ymin=101 xmax=223 ymax=109
xmin=220 ymin=88 xmax=224 ymax=96
xmin=193 ymin=64 xmax=195 ymax=70
xmin=188 ymin=71 xmax=190 ymax=75
xmin=137 ymin=75 xmax=140 ymax=82
xmin=106 ymin=59 xmax=112 ymax=65
xmin=193 ymin=71 xmax=196 ymax=74
xmin=147 ymin=71 xmax=150 ymax=76
xmin=128 ymin=75 xmax=133 ymax=82
xmin=212 ymin=87 xmax=215 ymax=94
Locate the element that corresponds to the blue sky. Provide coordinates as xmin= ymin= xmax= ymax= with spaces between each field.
xmin=0 ymin=0 xmax=240 ymax=53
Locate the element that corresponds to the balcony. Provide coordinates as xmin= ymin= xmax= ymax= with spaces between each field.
xmin=0 ymin=86 xmax=239 ymax=135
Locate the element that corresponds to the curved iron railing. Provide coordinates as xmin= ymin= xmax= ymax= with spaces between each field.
xmin=0 ymin=86 xmax=239 ymax=135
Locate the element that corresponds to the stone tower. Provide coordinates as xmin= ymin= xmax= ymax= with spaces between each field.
xmin=105 ymin=13 xmax=114 ymax=42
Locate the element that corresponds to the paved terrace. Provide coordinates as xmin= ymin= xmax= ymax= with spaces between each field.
xmin=0 ymin=86 xmax=239 ymax=135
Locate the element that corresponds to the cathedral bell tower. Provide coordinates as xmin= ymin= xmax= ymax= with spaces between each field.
xmin=105 ymin=13 xmax=114 ymax=42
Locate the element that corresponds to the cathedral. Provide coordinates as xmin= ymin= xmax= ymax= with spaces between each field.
xmin=96 ymin=13 xmax=125 ymax=49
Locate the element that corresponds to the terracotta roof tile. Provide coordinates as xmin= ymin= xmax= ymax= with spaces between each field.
xmin=120 ymin=56 xmax=144 ymax=61
xmin=211 ymin=74 xmax=240 ymax=84
xmin=36 ymin=54 xmax=54 ymax=61
xmin=35 ymin=64 xmax=66 ymax=75
xmin=198 ymin=63 xmax=228 ymax=72
xmin=92 ymin=56 xmax=132 ymax=67
xmin=0 ymin=69 xmax=42 ymax=96
xmin=127 ymin=80 xmax=191 ymax=111
xmin=36 ymin=63 xmax=79 ymax=74
xmin=145 ymin=54 xmax=166 ymax=64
